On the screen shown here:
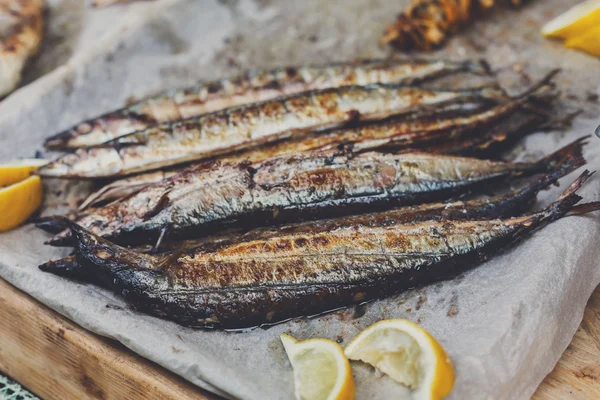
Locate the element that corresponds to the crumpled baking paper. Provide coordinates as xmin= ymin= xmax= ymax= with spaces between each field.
xmin=1 ymin=0 xmax=599 ymax=399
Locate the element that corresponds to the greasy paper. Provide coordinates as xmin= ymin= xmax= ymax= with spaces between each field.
xmin=1 ymin=1 xmax=599 ymax=399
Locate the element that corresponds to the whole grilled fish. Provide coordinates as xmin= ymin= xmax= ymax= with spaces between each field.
xmin=0 ymin=0 xmax=44 ymax=97
xmin=43 ymin=58 xmax=489 ymax=149
xmin=51 ymin=171 xmax=599 ymax=328
xmin=44 ymin=137 xmax=587 ymax=246
xmin=37 ymin=84 xmax=507 ymax=178
xmin=73 ymin=100 xmax=552 ymax=212
xmin=39 ymin=158 xmax=587 ymax=282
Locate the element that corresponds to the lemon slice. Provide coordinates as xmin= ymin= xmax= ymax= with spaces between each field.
xmin=281 ymin=334 xmax=355 ymax=400
xmin=344 ymin=319 xmax=454 ymax=400
xmin=0 ymin=175 xmax=43 ymax=232
xmin=565 ymin=26 xmax=600 ymax=57
xmin=542 ymin=0 xmax=600 ymax=39
xmin=0 ymin=158 xmax=47 ymax=188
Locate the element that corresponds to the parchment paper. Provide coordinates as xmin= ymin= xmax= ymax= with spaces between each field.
xmin=1 ymin=1 xmax=600 ymax=399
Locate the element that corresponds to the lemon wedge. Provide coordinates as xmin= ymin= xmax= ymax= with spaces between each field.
xmin=542 ymin=0 xmax=600 ymax=39
xmin=344 ymin=319 xmax=454 ymax=400
xmin=281 ymin=334 xmax=355 ymax=400
xmin=0 ymin=158 xmax=47 ymax=188
xmin=0 ymin=175 xmax=43 ymax=232
xmin=565 ymin=26 xmax=600 ymax=57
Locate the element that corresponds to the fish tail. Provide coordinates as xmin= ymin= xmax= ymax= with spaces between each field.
xmin=528 ymin=135 xmax=589 ymax=175
xmin=538 ymin=170 xmax=596 ymax=223
xmin=568 ymin=201 xmax=600 ymax=216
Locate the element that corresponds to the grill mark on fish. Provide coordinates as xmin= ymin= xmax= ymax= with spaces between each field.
xmin=37 ymin=84 xmax=507 ymax=179
xmin=0 ymin=0 xmax=44 ymax=97
xmin=44 ymin=137 xmax=588 ymax=247
xmin=51 ymin=171 xmax=598 ymax=328
xmin=43 ymin=58 xmax=490 ymax=150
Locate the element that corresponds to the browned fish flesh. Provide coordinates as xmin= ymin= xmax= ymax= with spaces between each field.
xmin=46 ymin=170 xmax=598 ymax=328
xmin=0 ymin=0 xmax=44 ymax=97
xmin=43 ymin=58 xmax=490 ymax=149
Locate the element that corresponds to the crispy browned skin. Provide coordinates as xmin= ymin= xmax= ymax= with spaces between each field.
xmin=38 ymin=158 xmax=587 ymax=282
xmin=44 ymin=137 xmax=588 ymax=247
xmin=381 ymin=0 xmax=524 ymax=50
xmin=37 ymin=84 xmax=508 ymax=178
xmin=49 ymin=171 xmax=598 ymax=329
xmin=0 ymin=0 xmax=44 ymax=97
xmin=43 ymin=58 xmax=489 ymax=150
xmin=51 ymin=72 xmax=557 ymax=213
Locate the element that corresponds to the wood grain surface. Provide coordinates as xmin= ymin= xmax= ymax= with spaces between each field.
xmin=0 ymin=276 xmax=598 ymax=399
xmin=0 ymin=278 xmax=214 ymax=400
xmin=533 ymin=287 xmax=600 ymax=399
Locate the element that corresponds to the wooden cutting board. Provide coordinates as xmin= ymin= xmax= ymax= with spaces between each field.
xmin=0 ymin=277 xmax=598 ymax=399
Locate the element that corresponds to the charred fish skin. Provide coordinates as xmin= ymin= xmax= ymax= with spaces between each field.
xmin=45 ymin=136 xmax=587 ymax=247
xmin=43 ymin=58 xmax=490 ymax=150
xmin=37 ymin=84 xmax=507 ymax=179
xmin=62 ymin=171 xmax=598 ymax=329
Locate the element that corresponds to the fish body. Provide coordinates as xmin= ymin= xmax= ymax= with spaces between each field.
xmin=37 ymin=84 xmax=506 ymax=178
xmin=43 ymin=58 xmax=489 ymax=149
xmin=75 ymin=102 xmax=550 ymax=211
xmin=39 ymin=156 xmax=586 ymax=282
xmin=45 ymin=137 xmax=587 ymax=246
xmin=57 ymin=171 xmax=598 ymax=328
xmin=0 ymin=0 xmax=44 ymax=97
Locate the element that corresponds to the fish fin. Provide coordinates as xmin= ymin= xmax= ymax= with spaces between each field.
xmin=538 ymin=170 xmax=595 ymax=222
xmin=529 ymin=135 xmax=589 ymax=175
xmin=568 ymin=201 xmax=600 ymax=216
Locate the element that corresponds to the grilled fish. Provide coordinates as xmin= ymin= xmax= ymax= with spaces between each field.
xmin=37 ymin=84 xmax=507 ymax=178
xmin=43 ymin=58 xmax=489 ymax=150
xmin=74 ymin=100 xmax=552 ymax=212
xmin=39 ymin=157 xmax=587 ymax=282
xmin=50 ymin=171 xmax=599 ymax=328
xmin=0 ymin=0 xmax=44 ymax=97
xmin=44 ymin=137 xmax=588 ymax=246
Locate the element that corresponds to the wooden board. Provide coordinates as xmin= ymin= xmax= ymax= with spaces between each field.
xmin=533 ymin=287 xmax=600 ymax=399
xmin=0 ymin=278 xmax=214 ymax=400
xmin=0 ymin=276 xmax=598 ymax=399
